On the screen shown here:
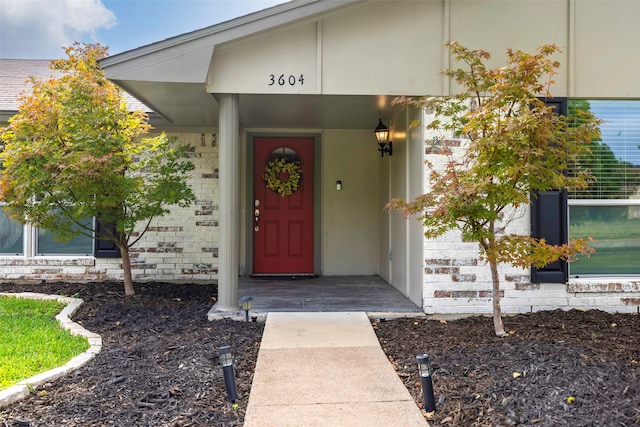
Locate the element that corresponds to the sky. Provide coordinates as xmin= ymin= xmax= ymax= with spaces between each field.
xmin=0 ymin=0 xmax=289 ymax=59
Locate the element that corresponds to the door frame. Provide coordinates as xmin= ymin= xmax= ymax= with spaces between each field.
xmin=244 ymin=132 xmax=322 ymax=276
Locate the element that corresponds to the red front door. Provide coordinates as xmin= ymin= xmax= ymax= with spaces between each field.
xmin=253 ymin=137 xmax=314 ymax=274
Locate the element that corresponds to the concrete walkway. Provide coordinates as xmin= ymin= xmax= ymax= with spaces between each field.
xmin=244 ymin=312 xmax=428 ymax=427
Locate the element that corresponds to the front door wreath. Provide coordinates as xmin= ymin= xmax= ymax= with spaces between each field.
xmin=264 ymin=157 xmax=302 ymax=196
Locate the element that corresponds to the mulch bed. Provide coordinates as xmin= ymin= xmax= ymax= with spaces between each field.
xmin=1 ymin=281 xmax=639 ymax=426
xmin=0 ymin=282 xmax=263 ymax=427
xmin=375 ymin=310 xmax=640 ymax=426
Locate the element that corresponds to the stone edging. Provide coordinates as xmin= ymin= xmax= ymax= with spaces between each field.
xmin=0 ymin=292 xmax=102 ymax=408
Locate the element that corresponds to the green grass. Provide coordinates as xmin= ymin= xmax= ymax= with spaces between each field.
xmin=0 ymin=296 xmax=90 ymax=390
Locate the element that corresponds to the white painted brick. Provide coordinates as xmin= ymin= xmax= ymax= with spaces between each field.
xmin=421 ymin=117 xmax=640 ymax=315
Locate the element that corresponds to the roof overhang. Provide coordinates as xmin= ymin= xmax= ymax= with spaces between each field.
xmin=99 ymin=0 xmax=382 ymax=129
xmin=118 ymin=74 xmax=397 ymax=129
xmin=1 ymin=110 xmax=16 ymax=123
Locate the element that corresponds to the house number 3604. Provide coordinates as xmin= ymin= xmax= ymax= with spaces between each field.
xmin=268 ymin=74 xmax=304 ymax=86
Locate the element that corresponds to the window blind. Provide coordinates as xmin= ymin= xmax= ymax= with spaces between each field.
xmin=569 ymin=100 xmax=640 ymax=200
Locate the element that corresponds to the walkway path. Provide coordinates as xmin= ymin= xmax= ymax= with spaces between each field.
xmin=244 ymin=312 xmax=428 ymax=427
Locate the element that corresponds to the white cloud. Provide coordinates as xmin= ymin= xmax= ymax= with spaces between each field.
xmin=0 ymin=0 xmax=116 ymax=59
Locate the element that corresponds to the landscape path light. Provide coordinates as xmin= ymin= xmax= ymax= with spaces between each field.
xmin=417 ymin=353 xmax=436 ymax=412
xmin=219 ymin=345 xmax=238 ymax=402
xmin=240 ymin=296 xmax=253 ymax=322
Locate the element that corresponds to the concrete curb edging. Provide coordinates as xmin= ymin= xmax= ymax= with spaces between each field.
xmin=0 ymin=292 xmax=102 ymax=408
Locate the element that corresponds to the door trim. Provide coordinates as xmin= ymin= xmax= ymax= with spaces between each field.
xmin=245 ymin=132 xmax=322 ymax=276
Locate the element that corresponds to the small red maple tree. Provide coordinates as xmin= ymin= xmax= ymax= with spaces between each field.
xmin=388 ymin=43 xmax=601 ymax=336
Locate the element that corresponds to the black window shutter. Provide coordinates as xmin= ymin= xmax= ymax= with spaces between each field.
xmin=94 ymin=220 xmax=121 ymax=258
xmin=531 ymin=190 xmax=568 ymax=283
xmin=531 ymin=97 xmax=568 ymax=283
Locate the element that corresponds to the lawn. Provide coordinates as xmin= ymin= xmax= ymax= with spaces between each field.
xmin=0 ymin=296 xmax=89 ymax=390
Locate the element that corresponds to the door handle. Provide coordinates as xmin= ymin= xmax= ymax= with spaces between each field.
xmin=254 ymin=208 xmax=260 ymax=232
xmin=254 ymin=200 xmax=261 ymax=232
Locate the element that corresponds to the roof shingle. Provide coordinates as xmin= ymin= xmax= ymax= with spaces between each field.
xmin=0 ymin=58 xmax=151 ymax=114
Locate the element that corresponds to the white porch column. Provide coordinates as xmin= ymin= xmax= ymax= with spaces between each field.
xmin=215 ymin=93 xmax=240 ymax=311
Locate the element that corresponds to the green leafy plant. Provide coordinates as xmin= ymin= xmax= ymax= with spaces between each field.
xmin=388 ymin=42 xmax=601 ymax=336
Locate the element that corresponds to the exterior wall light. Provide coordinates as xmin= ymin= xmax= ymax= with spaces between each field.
xmin=416 ymin=354 xmax=436 ymax=412
xmin=374 ymin=118 xmax=393 ymax=157
xmin=219 ymin=345 xmax=238 ymax=402
xmin=240 ymin=296 xmax=253 ymax=322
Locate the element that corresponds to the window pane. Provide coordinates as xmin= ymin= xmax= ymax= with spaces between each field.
xmin=0 ymin=207 xmax=24 ymax=255
xmin=37 ymin=218 xmax=93 ymax=255
xmin=569 ymin=100 xmax=640 ymax=200
xmin=569 ymin=205 xmax=640 ymax=275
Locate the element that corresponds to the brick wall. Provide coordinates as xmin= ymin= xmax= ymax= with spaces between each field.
xmin=421 ymin=112 xmax=640 ymax=315
xmin=0 ymin=131 xmax=220 ymax=283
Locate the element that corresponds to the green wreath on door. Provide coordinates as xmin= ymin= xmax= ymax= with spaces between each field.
xmin=264 ymin=157 xmax=302 ymax=196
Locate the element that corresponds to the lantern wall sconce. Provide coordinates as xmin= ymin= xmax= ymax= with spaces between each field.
xmin=374 ymin=118 xmax=393 ymax=157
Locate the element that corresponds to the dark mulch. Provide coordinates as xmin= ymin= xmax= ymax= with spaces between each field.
xmin=0 ymin=281 xmax=263 ymax=427
xmin=1 ymin=281 xmax=639 ymax=426
xmin=375 ymin=310 xmax=640 ymax=426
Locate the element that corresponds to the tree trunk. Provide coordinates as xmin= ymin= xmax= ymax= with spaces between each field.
xmin=489 ymin=257 xmax=506 ymax=336
xmin=119 ymin=243 xmax=135 ymax=296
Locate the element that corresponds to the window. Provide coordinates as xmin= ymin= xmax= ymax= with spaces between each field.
xmin=0 ymin=205 xmax=23 ymax=255
xmin=36 ymin=217 xmax=94 ymax=256
xmin=568 ymin=100 xmax=640 ymax=276
xmin=0 ymin=206 xmax=93 ymax=256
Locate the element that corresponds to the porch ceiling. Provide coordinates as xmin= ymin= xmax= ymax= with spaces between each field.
xmin=237 ymin=94 xmax=394 ymax=130
xmin=115 ymin=79 xmax=395 ymax=130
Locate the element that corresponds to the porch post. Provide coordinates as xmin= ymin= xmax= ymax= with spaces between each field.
xmin=215 ymin=93 xmax=240 ymax=311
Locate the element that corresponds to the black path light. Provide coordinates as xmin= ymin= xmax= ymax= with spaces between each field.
xmin=240 ymin=296 xmax=253 ymax=322
xmin=416 ymin=354 xmax=436 ymax=412
xmin=219 ymin=345 xmax=238 ymax=402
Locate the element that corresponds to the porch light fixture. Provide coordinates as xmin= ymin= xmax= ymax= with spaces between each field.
xmin=240 ymin=296 xmax=253 ymax=322
xmin=374 ymin=118 xmax=393 ymax=157
xmin=219 ymin=345 xmax=238 ymax=402
xmin=416 ymin=354 xmax=436 ymax=412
